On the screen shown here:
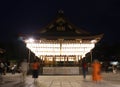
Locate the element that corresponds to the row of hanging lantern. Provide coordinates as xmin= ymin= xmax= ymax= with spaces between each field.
xmin=27 ymin=43 xmax=94 ymax=47
xmin=26 ymin=42 xmax=95 ymax=57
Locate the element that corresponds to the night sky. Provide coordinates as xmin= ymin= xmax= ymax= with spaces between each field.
xmin=0 ymin=0 xmax=120 ymax=43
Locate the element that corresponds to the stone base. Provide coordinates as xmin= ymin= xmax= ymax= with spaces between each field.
xmin=43 ymin=67 xmax=80 ymax=75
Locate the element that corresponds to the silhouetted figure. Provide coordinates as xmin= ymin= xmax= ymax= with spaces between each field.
xmin=20 ymin=59 xmax=28 ymax=82
xmin=82 ymin=60 xmax=87 ymax=79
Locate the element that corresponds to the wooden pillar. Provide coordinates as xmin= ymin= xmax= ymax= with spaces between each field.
xmin=67 ymin=56 xmax=68 ymax=66
xmin=64 ymin=56 xmax=65 ymax=66
xmin=74 ymin=56 xmax=77 ymax=66
xmin=53 ymin=56 xmax=56 ymax=66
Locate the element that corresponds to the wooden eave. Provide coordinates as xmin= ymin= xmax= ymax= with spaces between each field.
xmin=21 ymin=33 xmax=103 ymax=41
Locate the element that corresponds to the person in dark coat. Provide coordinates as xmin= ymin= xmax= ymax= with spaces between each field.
xmin=82 ymin=60 xmax=88 ymax=79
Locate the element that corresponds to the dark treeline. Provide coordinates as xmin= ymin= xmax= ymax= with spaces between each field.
xmin=86 ymin=41 xmax=120 ymax=62
xmin=0 ymin=40 xmax=29 ymax=62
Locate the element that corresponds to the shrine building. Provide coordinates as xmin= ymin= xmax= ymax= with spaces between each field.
xmin=21 ymin=11 xmax=103 ymax=75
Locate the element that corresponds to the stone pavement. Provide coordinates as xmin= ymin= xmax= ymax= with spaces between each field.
xmin=102 ymin=72 xmax=120 ymax=85
xmin=36 ymin=74 xmax=120 ymax=87
xmin=0 ymin=72 xmax=120 ymax=87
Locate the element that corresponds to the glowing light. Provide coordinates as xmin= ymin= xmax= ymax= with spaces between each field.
xmin=25 ymin=38 xmax=34 ymax=43
xmin=91 ymin=40 xmax=97 ymax=43
xmin=25 ymin=41 xmax=95 ymax=58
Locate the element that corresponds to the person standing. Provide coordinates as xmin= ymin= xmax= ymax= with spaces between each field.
xmin=92 ymin=59 xmax=102 ymax=83
xmin=20 ymin=59 xmax=29 ymax=82
xmin=82 ymin=60 xmax=87 ymax=80
xmin=0 ymin=60 xmax=4 ymax=83
xmin=0 ymin=60 xmax=4 ymax=75
xmin=32 ymin=59 xmax=40 ymax=83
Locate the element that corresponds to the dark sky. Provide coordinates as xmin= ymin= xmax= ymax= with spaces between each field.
xmin=0 ymin=0 xmax=120 ymax=43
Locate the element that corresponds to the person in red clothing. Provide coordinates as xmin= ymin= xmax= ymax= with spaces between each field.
xmin=32 ymin=59 xmax=40 ymax=83
xmin=92 ymin=59 xmax=102 ymax=83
